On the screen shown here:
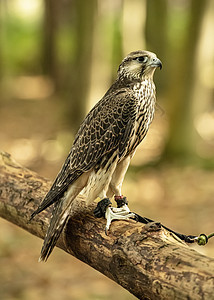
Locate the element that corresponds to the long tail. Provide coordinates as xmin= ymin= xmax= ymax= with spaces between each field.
xmin=36 ymin=175 xmax=89 ymax=261
xmin=39 ymin=200 xmax=69 ymax=262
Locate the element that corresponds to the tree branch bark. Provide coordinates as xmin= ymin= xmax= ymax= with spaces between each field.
xmin=0 ymin=150 xmax=214 ymax=299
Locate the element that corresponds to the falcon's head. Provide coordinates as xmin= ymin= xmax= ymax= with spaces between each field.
xmin=118 ymin=50 xmax=162 ymax=81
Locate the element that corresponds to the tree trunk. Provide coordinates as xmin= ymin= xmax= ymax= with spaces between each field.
xmin=43 ymin=0 xmax=60 ymax=88
xmin=0 ymin=150 xmax=214 ymax=299
xmin=162 ymin=0 xmax=207 ymax=161
xmin=145 ymin=0 xmax=168 ymax=93
xmin=63 ymin=0 xmax=97 ymax=132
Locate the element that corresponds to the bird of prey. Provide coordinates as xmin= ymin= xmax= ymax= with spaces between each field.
xmin=31 ymin=50 xmax=162 ymax=262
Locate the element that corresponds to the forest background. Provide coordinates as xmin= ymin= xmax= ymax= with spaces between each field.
xmin=0 ymin=0 xmax=214 ymax=299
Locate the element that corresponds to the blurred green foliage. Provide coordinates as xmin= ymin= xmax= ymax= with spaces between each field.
xmin=1 ymin=9 xmax=41 ymax=74
xmin=0 ymin=0 xmax=214 ymax=167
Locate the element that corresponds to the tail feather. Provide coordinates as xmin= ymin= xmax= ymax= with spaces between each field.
xmin=39 ymin=200 xmax=69 ymax=262
xmin=37 ymin=175 xmax=89 ymax=261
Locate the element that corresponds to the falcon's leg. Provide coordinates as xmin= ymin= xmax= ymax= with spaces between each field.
xmin=106 ymin=156 xmax=131 ymax=199
xmin=94 ymin=156 xmax=136 ymax=233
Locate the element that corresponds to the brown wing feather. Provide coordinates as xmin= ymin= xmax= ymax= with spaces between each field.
xmin=31 ymin=89 xmax=138 ymax=218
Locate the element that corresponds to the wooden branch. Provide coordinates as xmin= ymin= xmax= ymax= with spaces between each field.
xmin=0 ymin=150 xmax=214 ymax=299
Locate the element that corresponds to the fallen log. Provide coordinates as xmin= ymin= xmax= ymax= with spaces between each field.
xmin=0 ymin=150 xmax=213 ymax=299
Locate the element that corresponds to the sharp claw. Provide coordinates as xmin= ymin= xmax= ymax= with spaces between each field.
xmin=95 ymin=198 xmax=135 ymax=233
xmin=104 ymin=205 xmax=136 ymax=233
xmin=105 ymin=205 xmax=113 ymax=234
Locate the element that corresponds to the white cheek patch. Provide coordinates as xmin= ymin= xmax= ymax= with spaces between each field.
xmin=124 ymin=62 xmax=142 ymax=78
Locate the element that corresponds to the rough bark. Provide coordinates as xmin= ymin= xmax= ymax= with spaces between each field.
xmin=0 ymin=150 xmax=214 ymax=300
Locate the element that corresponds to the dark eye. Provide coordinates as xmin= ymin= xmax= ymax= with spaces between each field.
xmin=135 ymin=56 xmax=148 ymax=63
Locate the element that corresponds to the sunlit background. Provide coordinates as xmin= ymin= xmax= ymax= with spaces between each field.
xmin=0 ymin=0 xmax=214 ymax=299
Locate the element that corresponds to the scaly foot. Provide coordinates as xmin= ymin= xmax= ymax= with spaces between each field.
xmin=94 ymin=196 xmax=135 ymax=234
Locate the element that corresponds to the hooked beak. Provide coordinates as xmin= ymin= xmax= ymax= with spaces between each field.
xmin=150 ymin=58 xmax=162 ymax=70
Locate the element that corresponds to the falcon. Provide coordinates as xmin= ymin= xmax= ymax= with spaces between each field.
xmin=31 ymin=50 xmax=162 ymax=261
